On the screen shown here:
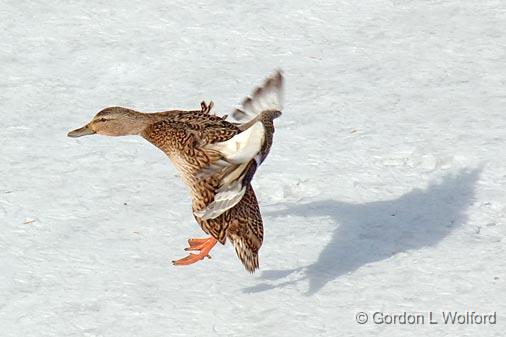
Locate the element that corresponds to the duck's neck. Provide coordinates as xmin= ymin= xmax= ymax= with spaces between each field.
xmin=136 ymin=109 xmax=200 ymax=136
xmin=133 ymin=110 xmax=179 ymax=138
xmin=109 ymin=109 xmax=156 ymax=136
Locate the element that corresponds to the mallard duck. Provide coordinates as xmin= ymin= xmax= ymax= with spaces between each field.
xmin=68 ymin=71 xmax=283 ymax=272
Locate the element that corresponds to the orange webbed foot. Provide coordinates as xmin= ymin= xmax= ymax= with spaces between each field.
xmin=172 ymin=237 xmax=218 ymax=266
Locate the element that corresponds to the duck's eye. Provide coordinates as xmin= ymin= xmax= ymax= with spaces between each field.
xmin=97 ymin=118 xmax=107 ymax=122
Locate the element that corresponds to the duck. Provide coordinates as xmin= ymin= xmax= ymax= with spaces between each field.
xmin=67 ymin=71 xmax=283 ymax=272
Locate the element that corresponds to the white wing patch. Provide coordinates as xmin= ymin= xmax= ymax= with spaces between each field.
xmin=193 ymin=183 xmax=247 ymax=220
xmin=193 ymin=122 xmax=265 ymax=220
xmin=206 ymin=122 xmax=265 ymax=164
xmin=194 ymin=71 xmax=284 ymax=220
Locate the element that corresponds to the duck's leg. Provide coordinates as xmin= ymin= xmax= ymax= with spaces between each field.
xmin=186 ymin=238 xmax=212 ymax=249
xmin=172 ymin=237 xmax=218 ymax=266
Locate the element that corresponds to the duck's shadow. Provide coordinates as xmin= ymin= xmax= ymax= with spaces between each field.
xmin=244 ymin=168 xmax=480 ymax=295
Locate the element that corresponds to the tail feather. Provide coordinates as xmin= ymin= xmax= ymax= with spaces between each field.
xmin=229 ymin=234 xmax=259 ymax=273
xmin=226 ymin=186 xmax=263 ymax=273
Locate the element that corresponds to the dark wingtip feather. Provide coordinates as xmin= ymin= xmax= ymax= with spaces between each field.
xmin=231 ymin=70 xmax=284 ymax=123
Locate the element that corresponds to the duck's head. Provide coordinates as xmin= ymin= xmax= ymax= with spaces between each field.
xmin=67 ymin=107 xmax=147 ymax=138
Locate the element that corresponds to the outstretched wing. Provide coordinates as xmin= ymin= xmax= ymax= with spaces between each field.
xmin=231 ymin=70 xmax=284 ymax=125
xmin=193 ymin=122 xmax=265 ymax=219
xmin=193 ymin=71 xmax=284 ymax=220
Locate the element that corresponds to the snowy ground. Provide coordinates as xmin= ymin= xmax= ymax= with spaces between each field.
xmin=1 ymin=1 xmax=505 ymax=336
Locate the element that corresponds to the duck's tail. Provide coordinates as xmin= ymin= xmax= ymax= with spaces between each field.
xmin=226 ymin=185 xmax=263 ymax=273
xmin=228 ymin=232 xmax=260 ymax=273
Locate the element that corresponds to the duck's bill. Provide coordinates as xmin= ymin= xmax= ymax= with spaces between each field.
xmin=67 ymin=124 xmax=95 ymax=137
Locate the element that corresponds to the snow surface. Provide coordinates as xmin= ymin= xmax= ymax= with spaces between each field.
xmin=1 ymin=1 xmax=505 ymax=336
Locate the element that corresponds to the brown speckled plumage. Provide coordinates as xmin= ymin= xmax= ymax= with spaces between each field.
xmin=68 ymin=71 xmax=283 ymax=272
xmin=141 ymin=109 xmax=265 ymax=271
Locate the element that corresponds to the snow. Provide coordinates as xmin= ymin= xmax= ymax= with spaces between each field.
xmin=1 ymin=1 xmax=505 ymax=336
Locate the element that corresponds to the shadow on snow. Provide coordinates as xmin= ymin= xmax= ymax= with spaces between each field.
xmin=243 ymin=168 xmax=480 ymax=295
